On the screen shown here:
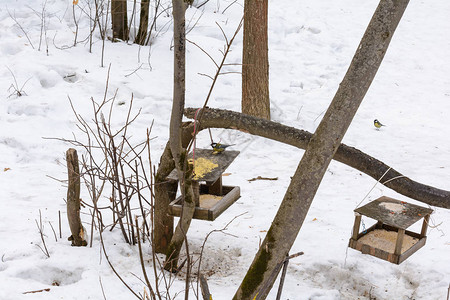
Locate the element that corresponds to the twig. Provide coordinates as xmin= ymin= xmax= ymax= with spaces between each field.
xmin=222 ymin=0 xmax=239 ymax=14
xmin=48 ymin=221 xmax=58 ymax=242
xmin=196 ymin=212 xmax=247 ymax=297
xmin=6 ymin=66 xmax=31 ymax=98
xmin=135 ymin=217 xmax=157 ymax=300
xmin=90 ymin=209 xmax=95 ymax=247
xmin=248 ymin=176 xmax=278 ymax=182
xmin=59 ymin=210 xmax=62 ymax=238
xmin=196 ymin=0 xmax=210 ymax=9
xmin=35 ymin=210 xmax=50 ymax=258
xmin=23 ymin=288 xmax=50 ymax=294
xmin=7 ymin=8 xmax=35 ymax=49
xmin=255 ymin=251 xmax=304 ymax=300
xmin=125 ymin=64 xmax=144 ymax=77
xmin=101 ymin=0 xmax=110 ymax=67
xmin=73 ymin=2 xmax=79 ymax=46
xmin=99 ymin=276 xmax=107 ymax=300
xmin=186 ymin=17 xmax=244 ymax=154
xmin=275 ymin=256 xmax=289 ymax=300
xmin=187 ymin=39 xmax=219 ymax=68
xmin=98 ymin=215 xmax=142 ymax=299
xmin=199 ymin=274 xmax=211 ymax=300
xmin=38 ymin=0 xmax=48 ymax=52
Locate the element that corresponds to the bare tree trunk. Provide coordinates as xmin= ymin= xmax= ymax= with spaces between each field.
xmin=233 ymin=1 xmax=410 ymax=299
xmin=135 ymin=0 xmax=149 ymax=45
xmin=154 ymin=123 xmax=196 ymax=254
xmin=66 ymin=148 xmax=87 ymax=247
xmin=154 ymin=143 xmax=176 ymax=254
xmin=242 ymin=0 xmax=270 ymax=120
xmin=111 ymin=0 xmax=128 ymax=41
xmin=165 ymin=0 xmax=196 ymax=272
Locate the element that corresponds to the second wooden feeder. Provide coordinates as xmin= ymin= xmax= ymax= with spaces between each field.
xmin=349 ymin=196 xmax=433 ymax=264
xmin=166 ymin=149 xmax=240 ymax=221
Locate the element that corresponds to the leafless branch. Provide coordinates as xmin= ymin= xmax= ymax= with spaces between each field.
xmin=35 ymin=210 xmax=50 ymax=258
xmin=7 ymin=8 xmax=35 ymax=49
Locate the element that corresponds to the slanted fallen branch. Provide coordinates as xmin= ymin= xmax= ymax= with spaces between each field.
xmin=23 ymin=288 xmax=51 ymax=294
xmin=184 ymin=107 xmax=450 ymax=209
xmin=248 ymin=176 xmax=278 ymax=182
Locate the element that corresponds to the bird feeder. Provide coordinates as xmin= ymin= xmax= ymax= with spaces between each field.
xmin=166 ymin=149 xmax=240 ymax=221
xmin=349 ymin=196 xmax=433 ymax=264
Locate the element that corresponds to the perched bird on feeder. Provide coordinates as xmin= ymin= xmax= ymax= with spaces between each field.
xmin=374 ymin=119 xmax=385 ymax=130
xmin=211 ymin=142 xmax=235 ymax=154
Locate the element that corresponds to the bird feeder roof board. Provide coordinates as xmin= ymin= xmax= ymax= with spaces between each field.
xmin=354 ymin=196 xmax=433 ymax=230
xmin=166 ymin=149 xmax=240 ymax=185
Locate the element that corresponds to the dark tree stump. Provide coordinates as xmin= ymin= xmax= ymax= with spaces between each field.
xmin=66 ymin=148 xmax=87 ymax=247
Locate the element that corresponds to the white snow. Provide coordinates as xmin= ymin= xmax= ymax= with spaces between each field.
xmin=1 ymin=0 xmax=449 ymax=299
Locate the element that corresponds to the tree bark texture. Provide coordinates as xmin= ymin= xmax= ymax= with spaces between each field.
xmin=242 ymin=0 xmax=270 ymax=120
xmin=170 ymin=0 xmax=187 ymax=174
xmin=164 ymin=162 xmax=196 ymax=272
xmin=165 ymin=0 xmax=196 ymax=271
xmin=154 ymin=123 xmax=197 ymax=254
xmin=66 ymin=148 xmax=87 ymax=247
xmin=111 ymin=0 xmax=128 ymax=41
xmin=234 ymin=1 xmax=410 ymax=298
xmin=135 ymin=0 xmax=149 ymax=45
xmin=154 ymin=143 xmax=176 ymax=254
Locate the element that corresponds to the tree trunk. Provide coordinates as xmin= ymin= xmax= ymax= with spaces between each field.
xmin=111 ymin=0 xmax=128 ymax=41
xmin=154 ymin=143 xmax=176 ymax=254
xmin=154 ymin=123 xmax=196 ymax=254
xmin=135 ymin=0 xmax=149 ymax=45
xmin=242 ymin=0 xmax=270 ymax=120
xmin=184 ymin=107 xmax=450 ymax=209
xmin=66 ymin=148 xmax=87 ymax=247
xmin=165 ymin=0 xmax=196 ymax=272
xmin=233 ymin=1 xmax=410 ymax=299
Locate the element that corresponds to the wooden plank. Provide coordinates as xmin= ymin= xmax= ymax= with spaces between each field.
xmin=398 ymin=237 xmax=426 ymax=264
xmin=349 ymin=227 xmax=427 ymax=264
xmin=351 ymin=214 xmax=362 ymax=240
xmin=208 ymin=177 xmax=223 ymax=195
xmin=193 ymin=181 xmax=200 ymax=206
xmin=168 ymin=185 xmax=240 ymax=221
xmin=394 ymin=229 xmax=405 ymax=256
xmin=354 ymin=196 xmax=433 ymax=229
xmin=420 ymin=214 xmax=430 ymax=237
xmin=210 ymin=186 xmax=240 ymax=220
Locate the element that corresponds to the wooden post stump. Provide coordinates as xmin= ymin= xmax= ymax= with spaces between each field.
xmin=66 ymin=148 xmax=87 ymax=246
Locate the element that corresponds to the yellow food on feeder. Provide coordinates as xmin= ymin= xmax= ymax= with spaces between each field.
xmin=191 ymin=157 xmax=218 ymax=180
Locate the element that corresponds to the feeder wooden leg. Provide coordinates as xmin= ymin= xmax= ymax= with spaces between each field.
xmin=352 ymin=214 xmax=362 ymax=240
xmin=394 ymin=228 xmax=405 ymax=256
xmin=420 ymin=214 xmax=430 ymax=237
xmin=208 ymin=177 xmax=223 ymax=196
xmin=375 ymin=220 xmax=383 ymax=229
xmin=193 ymin=181 xmax=200 ymax=206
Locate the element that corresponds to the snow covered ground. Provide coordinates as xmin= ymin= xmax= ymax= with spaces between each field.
xmin=0 ymin=0 xmax=449 ymax=299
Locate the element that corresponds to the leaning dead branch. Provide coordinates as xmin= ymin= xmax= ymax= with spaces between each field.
xmin=184 ymin=107 xmax=450 ymax=209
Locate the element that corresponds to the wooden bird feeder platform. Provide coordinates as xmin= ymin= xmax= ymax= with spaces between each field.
xmin=349 ymin=196 xmax=433 ymax=264
xmin=166 ymin=149 xmax=240 ymax=221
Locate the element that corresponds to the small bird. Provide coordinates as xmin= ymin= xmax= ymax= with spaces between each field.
xmin=374 ymin=119 xmax=385 ymax=129
xmin=211 ymin=142 xmax=235 ymax=153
